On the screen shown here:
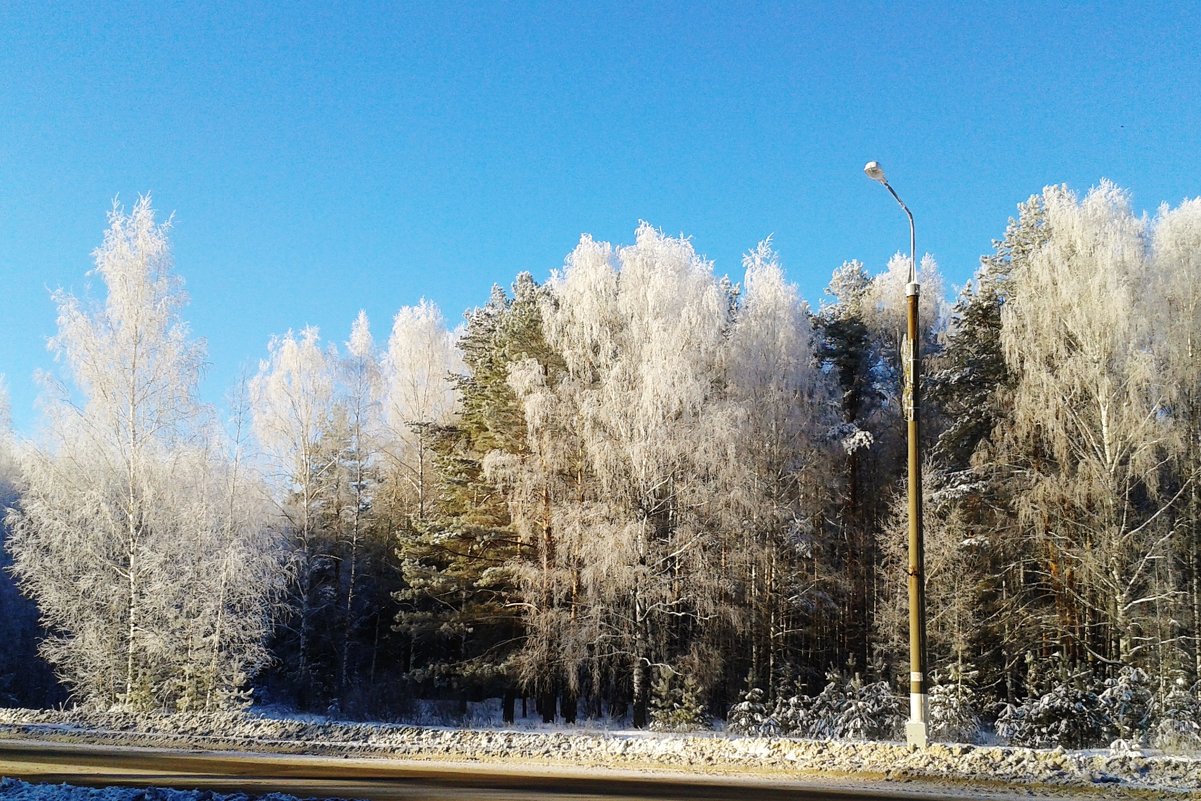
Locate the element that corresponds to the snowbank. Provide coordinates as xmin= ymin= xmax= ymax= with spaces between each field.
xmin=1 ymin=708 xmax=1198 ymax=796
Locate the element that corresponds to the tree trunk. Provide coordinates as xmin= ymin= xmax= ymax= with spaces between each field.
xmin=340 ymin=506 xmax=360 ymax=701
xmin=561 ymin=686 xmax=577 ymax=724
xmin=124 ymin=559 xmax=138 ymax=705
xmin=502 ymin=686 xmax=516 ymax=724
xmin=541 ymin=683 xmax=556 ymax=723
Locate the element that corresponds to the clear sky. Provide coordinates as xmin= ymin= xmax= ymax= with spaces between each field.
xmin=2 ymin=2 xmax=1197 ymax=434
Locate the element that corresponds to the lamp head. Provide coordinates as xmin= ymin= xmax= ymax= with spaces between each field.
xmin=864 ymin=161 xmax=887 ymax=184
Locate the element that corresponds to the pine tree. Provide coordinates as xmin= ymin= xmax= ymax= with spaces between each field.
xmin=814 ymin=262 xmax=880 ymax=672
xmin=650 ymin=669 xmax=710 ymax=732
xmin=930 ymin=196 xmax=1047 ymax=471
xmin=727 ymin=687 xmax=776 ymax=735
xmin=1100 ymin=665 xmax=1153 ymax=746
xmin=393 ymin=282 xmax=541 ymax=718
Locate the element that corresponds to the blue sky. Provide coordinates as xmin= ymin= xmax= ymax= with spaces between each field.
xmin=1 ymin=2 xmax=1197 ymax=434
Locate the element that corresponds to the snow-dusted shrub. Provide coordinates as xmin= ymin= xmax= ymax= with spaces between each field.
xmin=996 ymin=680 xmax=1108 ymax=749
xmin=805 ymin=671 xmax=847 ymax=738
xmin=803 ymin=669 xmax=901 ymax=741
xmin=835 ymin=674 xmax=903 ymax=741
xmin=771 ymin=692 xmax=812 ymax=736
xmin=1099 ymin=665 xmax=1153 ymax=746
xmin=727 ymin=687 xmax=778 ymax=736
xmin=1151 ymin=676 xmax=1201 ymax=753
xmin=928 ymin=666 xmax=982 ymax=744
xmin=649 ymin=671 xmax=710 ymax=732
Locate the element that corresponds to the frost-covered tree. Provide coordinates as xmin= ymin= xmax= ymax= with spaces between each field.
xmin=817 ymin=253 xmax=944 ymax=672
xmin=1099 ymin=665 xmax=1153 ymax=745
xmin=250 ymin=325 xmax=339 ymax=706
xmin=998 ymin=182 xmax=1177 ymax=672
xmin=924 ymin=196 xmax=1048 ymax=699
xmin=815 ymin=261 xmax=881 ymax=666
xmin=719 ymin=240 xmax=839 ymax=694
xmin=382 ymin=300 xmax=464 ymax=704
xmin=864 ymin=252 xmax=944 ymax=356
xmin=516 ymin=225 xmax=737 ymax=727
xmin=799 ymin=663 xmax=902 ymax=741
xmin=727 ymin=687 xmax=778 ymax=736
xmin=1150 ymin=198 xmax=1201 ymax=681
xmin=8 ymin=197 xmax=277 ymax=710
xmin=464 ymin=276 xmax=576 ymax=721
xmin=996 ymin=672 xmax=1109 ymax=749
xmin=928 ymin=664 xmax=982 ymax=744
xmin=0 ymin=379 xmax=63 ymax=706
xmin=331 ymin=311 xmax=386 ymax=706
xmin=649 ymin=668 xmax=710 ymax=732
xmin=1152 ymin=675 xmax=1201 ymax=752
xmin=164 ymin=412 xmax=282 ymax=711
xmin=382 ymin=300 xmax=462 ymax=522
xmin=875 ymin=469 xmax=988 ymax=694
xmin=931 ymin=197 xmax=1045 ymax=472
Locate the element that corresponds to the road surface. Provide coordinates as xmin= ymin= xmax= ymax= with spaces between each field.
xmin=0 ymin=739 xmax=1059 ymax=800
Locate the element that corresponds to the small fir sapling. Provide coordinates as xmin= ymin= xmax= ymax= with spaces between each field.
xmin=928 ymin=664 xmax=983 ymax=744
xmin=1151 ymin=675 xmax=1201 ymax=753
xmin=997 ymin=660 xmax=1108 ymax=749
xmin=649 ymin=669 xmax=710 ymax=732
xmin=727 ymin=687 xmax=778 ymax=736
xmin=1099 ymin=665 xmax=1153 ymax=748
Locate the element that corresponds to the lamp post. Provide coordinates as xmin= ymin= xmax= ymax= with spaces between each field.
xmin=864 ymin=160 xmax=928 ymax=749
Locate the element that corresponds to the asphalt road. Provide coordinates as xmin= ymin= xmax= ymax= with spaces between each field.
xmin=0 ymin=739 xmax=1050 ymax=800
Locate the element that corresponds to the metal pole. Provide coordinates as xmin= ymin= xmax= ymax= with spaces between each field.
xmin=865 ymin=162 xmax=928 ymax=748
xmin=903 ymin=255 xmax=928 ymax=749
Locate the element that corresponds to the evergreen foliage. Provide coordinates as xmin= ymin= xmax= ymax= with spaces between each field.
xmin=727 ymin=688 xmax=778 ymax=736
xmin=394 ymin=276 xmax=546 ymax=712
xmin=1099 ymin=665 xmax=1153 ymax=745
xmin=649 ymin=669 xmax=711 ymax=732
xmin=996 ymin=669 xmax=1109 ymax=749
xmin=1152 ymin=676 xmax=1201 ymax=752
xmin=928 ymin=664 xmax=983 ymax=744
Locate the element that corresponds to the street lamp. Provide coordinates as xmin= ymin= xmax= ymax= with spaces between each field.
xmin=864 ymin=160 xmax=929 ymax=749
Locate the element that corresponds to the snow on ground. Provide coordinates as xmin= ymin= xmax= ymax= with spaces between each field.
xmin=0 ymin=778 xmax=340 ymax=801
xmin=1 ymin=707 xmax=1200 ymax=797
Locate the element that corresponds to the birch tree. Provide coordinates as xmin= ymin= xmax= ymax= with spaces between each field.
xmin=7 ymin=197 xmax=276 ymax=709
xmin=382 ymin=300 xmax=462 ymax=522
xmin=250 ymin=325 xmax=338 ymax=706
xmin=520 ymin=225 xmax=735 ymax=727
xmin=718 ymin=240 xmax=839 ymax=694
xmin=333 ymin=311 xmax=384 ymax=703
xmin=1149 ymin=198 xmax=1201 ymax=679
xmin=179 ymin=383 xmax=283 ymax=711
xmin=999 ymin=182 xmax=1176 ymax=673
